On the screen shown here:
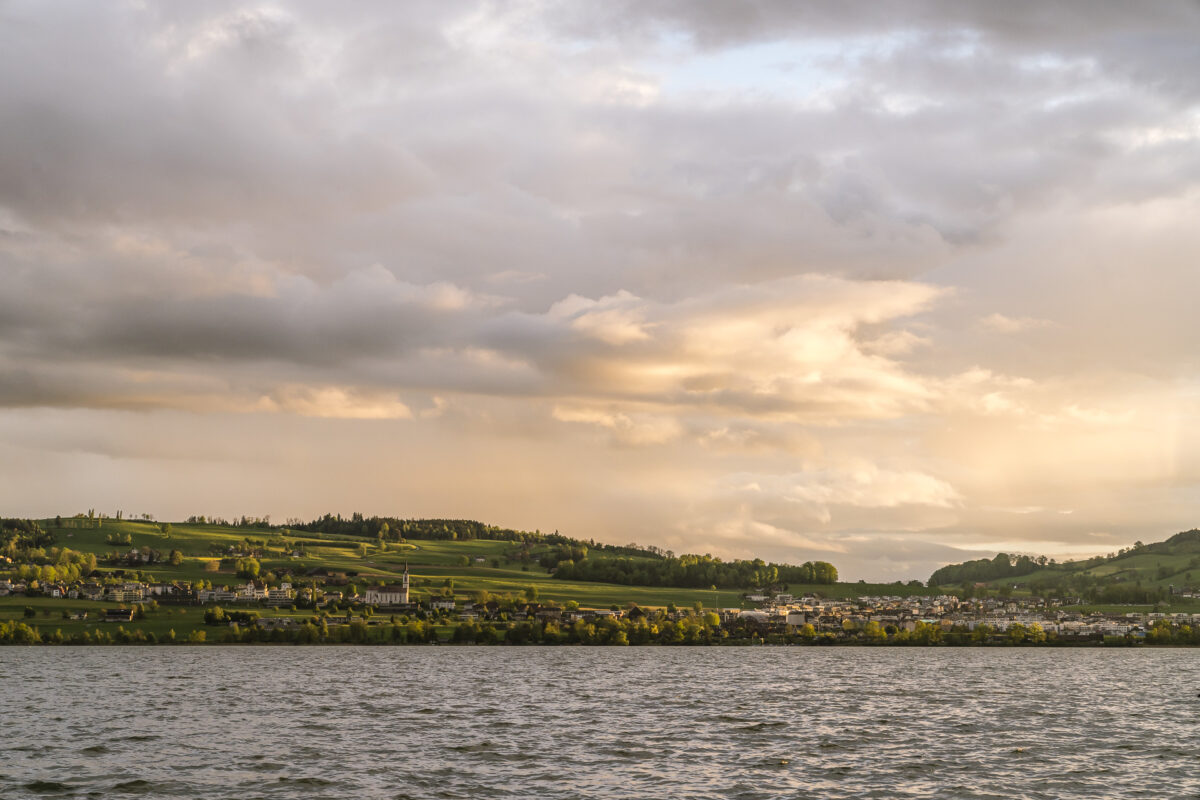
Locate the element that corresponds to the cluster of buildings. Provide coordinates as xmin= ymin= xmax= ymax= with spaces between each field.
xmin=0 ymin=569 xmax=414 ymax=610
xmin=3 ymin=570 xmax=1195 ymax=639
xmin=736 ymin=593 xmax=1188 ymax=638
xmin=0 ymin=577 xmax=298 ymax=606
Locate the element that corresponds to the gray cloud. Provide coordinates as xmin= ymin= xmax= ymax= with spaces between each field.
xmin=2 ymin=2 xmax=1200 ymax=579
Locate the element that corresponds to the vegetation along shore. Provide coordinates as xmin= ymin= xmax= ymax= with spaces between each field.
xmin=4 ymin=514 xmax=1200 ymax=646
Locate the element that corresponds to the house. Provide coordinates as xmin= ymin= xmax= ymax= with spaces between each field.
xmin=256 ymin=617 xmax=296 ymax=630
xmin=785 ymin=611 xmax=810 ymax=630
xmin=430 ymin=598 xmax=456 ymax=612
xmin=104 ymin=608 xmax=135 ymax=622
xmin=108 ymin=583 xmax=144 ymax=603
xmin=236 ymin=581 xmax=268 ymax=602
xmin=267 ymin=585 xmax=294 ymax=605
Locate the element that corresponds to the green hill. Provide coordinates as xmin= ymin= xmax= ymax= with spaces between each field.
xmin=929 ymin=529 xmax=1200 ymax=604
xmin=0 ymin=513 xmax=885 ymax=610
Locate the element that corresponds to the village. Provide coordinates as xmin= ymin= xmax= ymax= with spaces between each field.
xmin=1 ymin=566 xmax=1192 ymax=642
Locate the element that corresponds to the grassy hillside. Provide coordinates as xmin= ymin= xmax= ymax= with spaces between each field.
xmin=929 ymin=529 xmax=1200 ymax=602
xmin=2 ymin=517 xmax=897 ymax=610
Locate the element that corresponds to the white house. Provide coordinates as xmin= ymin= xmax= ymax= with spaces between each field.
xmin=267 ymin=584 xmax=294 ymax=605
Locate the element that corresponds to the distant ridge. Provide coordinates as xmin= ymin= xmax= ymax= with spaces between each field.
xmin=929 ymin=529 xmax=1200 ymax=604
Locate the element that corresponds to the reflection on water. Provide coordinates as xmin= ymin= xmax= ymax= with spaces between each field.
xmin=1 ymin=646 xmax=1198 ymax=799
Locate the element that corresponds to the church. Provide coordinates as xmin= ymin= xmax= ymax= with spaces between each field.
xmin=363 ymin=565 xmax=409 ymax=606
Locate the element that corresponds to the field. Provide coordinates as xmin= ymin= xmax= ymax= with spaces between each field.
xmin=5 ymin=517 xmax=893 ymax=615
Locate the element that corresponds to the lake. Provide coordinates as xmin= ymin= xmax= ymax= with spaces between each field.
xmin=1 ymin=646 xmax=1197 ymax=799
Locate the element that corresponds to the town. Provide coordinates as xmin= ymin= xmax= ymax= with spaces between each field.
xmin=2 ymin=568 xmax=1195 ymax=645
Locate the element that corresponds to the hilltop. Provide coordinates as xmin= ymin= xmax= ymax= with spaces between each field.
xmin=928 ymin=529 xmax=1200 ymax=604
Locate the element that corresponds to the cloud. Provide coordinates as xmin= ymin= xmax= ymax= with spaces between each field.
xmin=721 ymin=465 xmax=961 ymax=524
xmin=979 ymin=313 xmax=1053 ymax=333
xmin=2 ymin=2 xmax=1200 ymax=580
xmin=552 ymin=405 xmax=683 ymax=446
xmin=548 ymin=290 xmax=653 ymax=345
xmin=257 ymin=386 xmax=413 ymax=420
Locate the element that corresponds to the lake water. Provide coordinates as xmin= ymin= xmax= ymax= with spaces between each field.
xmin=1 ymin=646 xmax=1198 ymax=799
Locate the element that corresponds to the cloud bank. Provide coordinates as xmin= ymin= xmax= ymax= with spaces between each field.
xmin=2 ymin=1 xmax=1200 ymax=579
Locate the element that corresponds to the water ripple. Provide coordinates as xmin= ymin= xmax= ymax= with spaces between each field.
xmin=2 ymin=647 xmax=1200 ymax=798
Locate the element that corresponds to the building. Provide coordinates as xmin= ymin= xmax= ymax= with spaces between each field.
xmin=364 ymin=566 xmax=409 ymax=606
xmin=266 ymin=583 xmax=294 ymax=606
xmin=365 ymin=584 xmax=408 ymax=606
xmin=108 ymin=583 xmax=145 ymax=603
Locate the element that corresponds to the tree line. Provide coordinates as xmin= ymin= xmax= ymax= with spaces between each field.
xmin=928 ymin=553 xmax=1045 ymax=587
xmin=549 ymin=553 xmax=837 ymax=589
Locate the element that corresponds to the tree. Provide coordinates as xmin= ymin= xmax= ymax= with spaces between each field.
xmin=523 ymin=585 xmax=539 ymax=602
xmin=168 ymin=549 xmax=183 ymax=566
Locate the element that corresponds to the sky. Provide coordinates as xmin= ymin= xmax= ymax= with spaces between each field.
xmin=2 ymin=1 xmax=1200 ymax=580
